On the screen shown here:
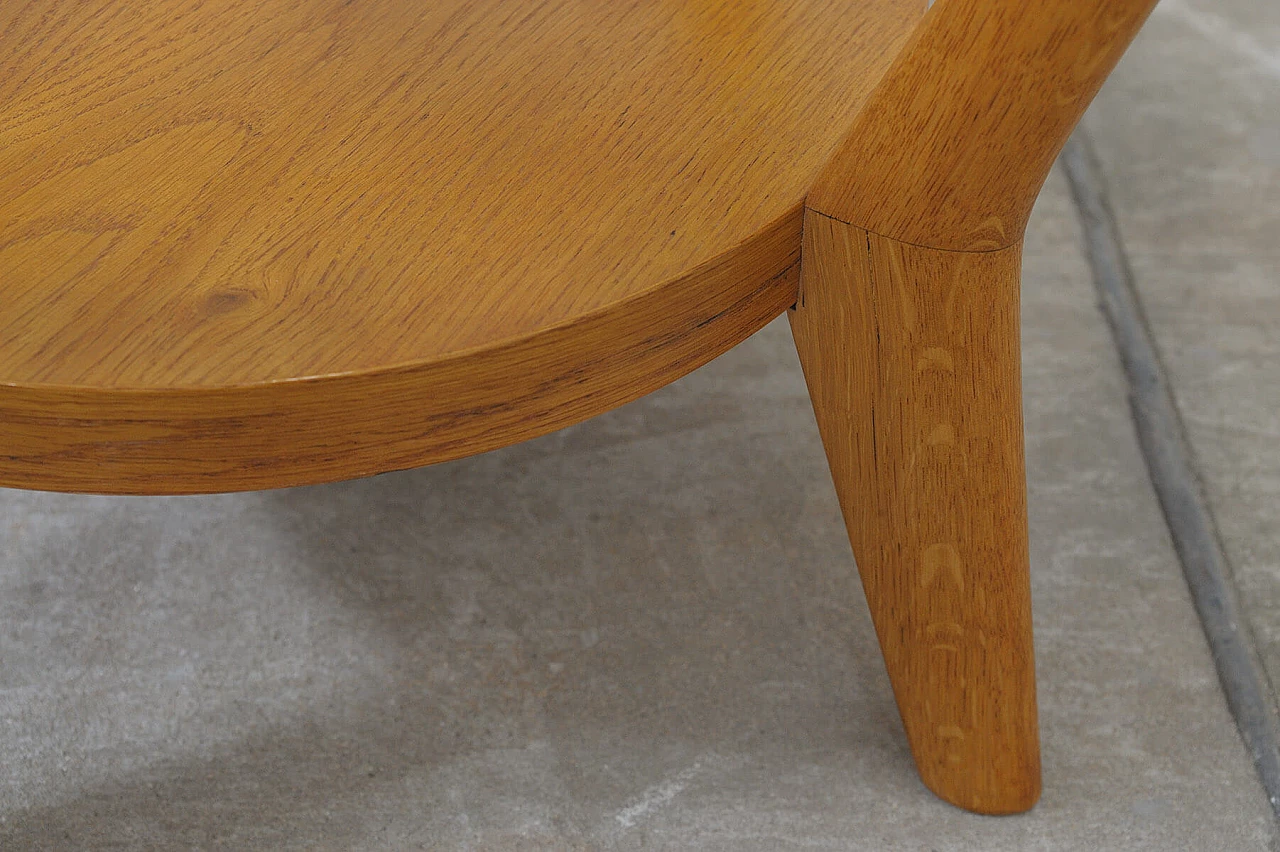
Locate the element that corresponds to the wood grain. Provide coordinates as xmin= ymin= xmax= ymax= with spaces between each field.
xmin=0 ymin=224 xmax=798 ymax=494
xmin=792 ymin=0 xmax=1158 ymax=809
xmin=790 ymin=210 xmax=1039 ymax=813
xmin=807 ymin=0 xmax=1159 ymax=251
xmin=0 ymin=0 xmax=920 ymax=493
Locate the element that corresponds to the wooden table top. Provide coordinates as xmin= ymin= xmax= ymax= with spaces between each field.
xmin=0 ymin=0 xmax=920 ymax=492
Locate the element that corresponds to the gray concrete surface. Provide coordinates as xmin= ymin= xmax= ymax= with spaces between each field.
xmin=5 ymin=3 xmax=1280 ymax=847
xmin=1084 ymin=0 xmax=1280 ymax=737
xmin=2 ymin=160 xmax=1275 ymax=848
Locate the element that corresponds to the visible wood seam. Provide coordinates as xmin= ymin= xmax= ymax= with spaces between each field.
xmin=804 ymin=207 xmax=1019 ymax=255
xmin=863 ymin=229 xmax=882 ymax=473
xmin=806 ymin=0 xmax=1158 ymax=251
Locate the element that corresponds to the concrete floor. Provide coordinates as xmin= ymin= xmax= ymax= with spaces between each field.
xmin=1085 ymin=0 xmax=1280 ymax=737
xmin=3 ymin=1 xmax=1278 ymax=849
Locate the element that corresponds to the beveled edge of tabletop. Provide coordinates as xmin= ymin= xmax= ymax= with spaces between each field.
xmin=0 ymin=206 xmax=803 ymax=495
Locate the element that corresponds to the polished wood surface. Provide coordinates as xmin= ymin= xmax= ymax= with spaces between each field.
xmin=0 ymin=0 xmax=919 ymax=493
xmin=2 ymin=0 xmax=1161 ymax=819
xmin=792 ymin=0 xmax=1157 ymax=813
xmin=809 ymin=0 xmax=1158 ymax=251
xmin=791 ymin=212 xmax=1038 ymax=813
xmin=1 ymin=245 xmax=797 ymax=494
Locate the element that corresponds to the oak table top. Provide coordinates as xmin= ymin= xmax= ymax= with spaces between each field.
xmin=0 ymin=0 xmax=920 ymax=493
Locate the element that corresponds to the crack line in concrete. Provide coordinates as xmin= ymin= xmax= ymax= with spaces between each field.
xmin=1062 ymin=132 xmax=1280 ymax=822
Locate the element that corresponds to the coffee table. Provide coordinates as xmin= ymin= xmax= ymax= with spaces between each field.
xmin=0 ymin=0 xmax=1156 ymax=814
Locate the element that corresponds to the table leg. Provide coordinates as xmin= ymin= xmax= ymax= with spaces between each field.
xmin=789 ymin=208 xmax=1040 ymax=814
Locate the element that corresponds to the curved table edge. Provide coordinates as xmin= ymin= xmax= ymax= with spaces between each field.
xmin=0 ymin=206 xmax=802 ymax=495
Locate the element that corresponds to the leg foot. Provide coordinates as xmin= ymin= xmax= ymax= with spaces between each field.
xmin=789 ymin=209 xmax=1040 ymax=814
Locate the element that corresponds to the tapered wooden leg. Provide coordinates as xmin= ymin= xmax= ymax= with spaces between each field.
xmin=789 ymin=209 xmax=1040 ymax=814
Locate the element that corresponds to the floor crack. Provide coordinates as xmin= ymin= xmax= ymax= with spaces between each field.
xmin=1063 ymin=131 xmax=1280 ymax=826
